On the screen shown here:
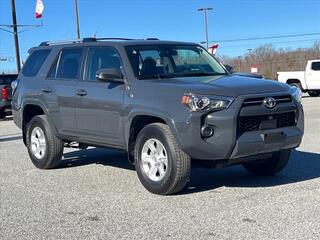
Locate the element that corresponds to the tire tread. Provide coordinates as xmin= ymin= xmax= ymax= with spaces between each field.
xmin=26 ymin=115 xmax=64 ymax=169
xmin=134 ymin=122 xmax=191 ymax=195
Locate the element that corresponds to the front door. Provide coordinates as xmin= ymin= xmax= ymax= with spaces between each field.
xmin=75 ymin=46 xmax=125 ymax=147
xmin=306 ymin=60 xmax=320 ymax=90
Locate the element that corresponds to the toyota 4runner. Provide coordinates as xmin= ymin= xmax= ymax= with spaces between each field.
xmin=12 ymin=38 xmax=304 ymax=195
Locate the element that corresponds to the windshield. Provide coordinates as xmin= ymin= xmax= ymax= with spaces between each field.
xmin=125 ymin=44 xmax=227 ymax=79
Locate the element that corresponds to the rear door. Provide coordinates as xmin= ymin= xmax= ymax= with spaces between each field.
xmin=44 ymin=47 xmax=84 ymax=137
xmin=75 ymin=46 xmax=125 ymax=147
xmin=306 ymin=60 xmax=320 ymax=89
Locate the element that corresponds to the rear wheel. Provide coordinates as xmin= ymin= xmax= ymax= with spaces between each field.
xmin=134 ymin=123 xmax=191 ymax=195
xmin=26 ymin=115 xmax=64 ymax=169
xmin=242 ymin=150 xmax=291 ymax=176
xmin=308 ymin=90 xmax=320 ymax=97
xmin=0 ymin=110 xmax=6 ymax=120
xmin=289 ymin=82 xmax=302 ymax=91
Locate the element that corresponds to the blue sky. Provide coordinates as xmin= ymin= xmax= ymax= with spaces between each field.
xmin=1 ymin=0 xmax=319 ymax=72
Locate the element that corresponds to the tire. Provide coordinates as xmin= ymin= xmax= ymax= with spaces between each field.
xmin=0 ymin=109 xmax=6 ymax=120
xmin=242 ymin=150 xmax=291 ymax=176
xmin=308 ymin=90 xmax=320 ymax=97
xmin=26 ymin=115 xmax=64 ymax=169
xmin=289 ymin=82 xmax=302 ymax=91
xmin=134 ymin=123 xmax=191 ymax=195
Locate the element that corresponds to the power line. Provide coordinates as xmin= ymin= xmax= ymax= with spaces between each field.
xmin=210 ymin=32 xmax=320 ymax=43
xmin=221 ymin=38 xmax=319 ymax=49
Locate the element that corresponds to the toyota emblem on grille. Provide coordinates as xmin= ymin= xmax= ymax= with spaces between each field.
xmin=263 ymin=97 xmax=277 ymax=109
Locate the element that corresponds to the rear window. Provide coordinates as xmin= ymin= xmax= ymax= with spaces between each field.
xmin=0 ymin=75 xmax=18 ymax=85
xmin=22 ymin=49 xmax=51 ymax=77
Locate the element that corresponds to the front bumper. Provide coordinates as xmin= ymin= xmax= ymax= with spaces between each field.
xmin=0 ymin=99 xmax=11 ymax=111
xmin=174 ymin=92 xmax=304 ymax=161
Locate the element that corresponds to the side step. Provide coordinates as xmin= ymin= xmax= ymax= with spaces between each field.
xmin=64 ymin=141 xmax=88 ymax=150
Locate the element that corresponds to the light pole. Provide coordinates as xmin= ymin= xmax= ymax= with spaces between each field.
xmin=10 ymin=0 xmax=21 ymax=72
xmin=198 ymin=7 xmax=213 ymax=50
xmin=74 ymin=0 xmax=81 ymax=39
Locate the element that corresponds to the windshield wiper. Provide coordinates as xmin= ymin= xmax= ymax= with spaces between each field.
xmin=138 ymin=74 xmax=177 ymax=80
xmin=138 ymin=72 xmax=227 ymax=80
xmin=175 ymin=72 xmax=228 ymax=77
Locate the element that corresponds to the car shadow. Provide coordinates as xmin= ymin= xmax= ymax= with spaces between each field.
xmin=183 ymin=149 xmax=320 ymax=194
xmin=60 ymin=148 xmax=134 ymax=170
xmin=0 ymin=133 xmax=22 ymax=142
xmin=0 ymin=116 xmax=13 ymax=122
xmin=59 ymin=148 xmax=320 ymax=194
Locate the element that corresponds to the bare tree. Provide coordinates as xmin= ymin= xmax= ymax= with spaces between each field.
xmin=217 ymin=41 xmax=320 ymax=80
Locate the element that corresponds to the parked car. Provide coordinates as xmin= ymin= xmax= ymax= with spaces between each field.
xmin=277 ymin=59 xmax=320 ymax=97
xmin=12 ymin=38 xmax=304 ymax=195
xmin=0 ymin=73 xmax=17 ymax=119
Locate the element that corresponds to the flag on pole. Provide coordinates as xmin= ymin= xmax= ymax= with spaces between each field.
xmin=208 ymin=44 xmax=219 ymax=55
xmin=35 ymin=0 xmax=44 ymax=19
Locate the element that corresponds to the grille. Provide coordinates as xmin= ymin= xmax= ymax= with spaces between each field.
xmin=242 ymin=95 xmax=292 ymax=107
xmin=237 ymin=111 xmax=296 ymax=136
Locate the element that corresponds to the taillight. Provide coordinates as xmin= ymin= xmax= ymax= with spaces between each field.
xmin=1 ymin=87 xmax=8 ymax=100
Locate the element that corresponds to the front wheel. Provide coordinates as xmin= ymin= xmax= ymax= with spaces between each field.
xmin=242 ymin=150 xmax=291 ymax=176
xmin=134 ymin=123 xmax=191 ymax=195
xmin=26 ymin=115 xmax=64 ymax=169
xmin=308 ymin=90 xmax=320 ymax=97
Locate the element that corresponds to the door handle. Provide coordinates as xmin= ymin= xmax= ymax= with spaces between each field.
xmin=76 ymin=89 xmax=87 ymax=96
xmin=41 ymin=87 xmax=52 ymax=93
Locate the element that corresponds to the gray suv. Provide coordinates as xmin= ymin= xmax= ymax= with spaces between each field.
xmin=12 ymin=38 xmax=304 ymax=195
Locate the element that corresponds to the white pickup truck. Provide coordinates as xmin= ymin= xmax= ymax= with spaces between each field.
xmin=278 ymin=59 xmax=320 ymax=97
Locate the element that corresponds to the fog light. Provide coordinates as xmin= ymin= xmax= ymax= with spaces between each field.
xmin=201 ymin=126 xmax=214 ymax=138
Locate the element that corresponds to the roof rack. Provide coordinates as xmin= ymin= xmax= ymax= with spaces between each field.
xmin=39 ymin=37 xmax=160 ymax=46
xmin=39 ymin=39 xmax=82 ymax=46
xmin=82 ymin=37 xmax=135 ymax=42
xmin=83 ymin=37 xmax=159 ymax=42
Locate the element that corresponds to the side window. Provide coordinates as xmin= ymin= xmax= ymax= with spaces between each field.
xmin=85 ymin=47 xmax=122 ymax=81
xmin=311 ymin=62 xmax=320 ymax=71
xmin=56 ymin=48 xmax=83 ymax=79
xmin=22 ymin=49 xmax=51 ymax=77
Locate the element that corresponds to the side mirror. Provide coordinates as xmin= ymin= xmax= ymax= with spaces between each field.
xmin=96 ymin=68 xmax=124 ymax=83
xmin=224 ymin=64 xmax=235 ymax=74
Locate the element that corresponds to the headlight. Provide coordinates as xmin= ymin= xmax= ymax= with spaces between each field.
xmin=290 ymin=86 xmax=302 ymax=103
xmin=182 ymin=94 xmax=234 ymax=112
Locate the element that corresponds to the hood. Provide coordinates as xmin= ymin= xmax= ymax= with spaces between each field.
xmin=144 ymin=75 xmax=291 ymax=97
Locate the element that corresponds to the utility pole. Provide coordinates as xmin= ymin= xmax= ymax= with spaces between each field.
xmin=10 ymin=0 xmax=21 ymax=72
xmin=247 ymin=48 xmax=252 ymax=72
xmin=238 ymin=56 xmax=242 ymax=72
xmin=198 ymin=7 xmax=213 ymax=50
xmin=74 ymin=0 xmax=81 ymax=39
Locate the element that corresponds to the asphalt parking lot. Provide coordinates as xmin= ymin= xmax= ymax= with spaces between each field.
xmin=0 ymin=96 xmax=319 ymax=240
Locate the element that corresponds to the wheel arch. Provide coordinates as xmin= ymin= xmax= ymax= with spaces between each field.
xmin=286 ymin=79 xmax=304 ymax=91
xmin=21 ymin=102 xmax=48 ymax=145
xmin=126 ymin=111 xmax=181 ymax=164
